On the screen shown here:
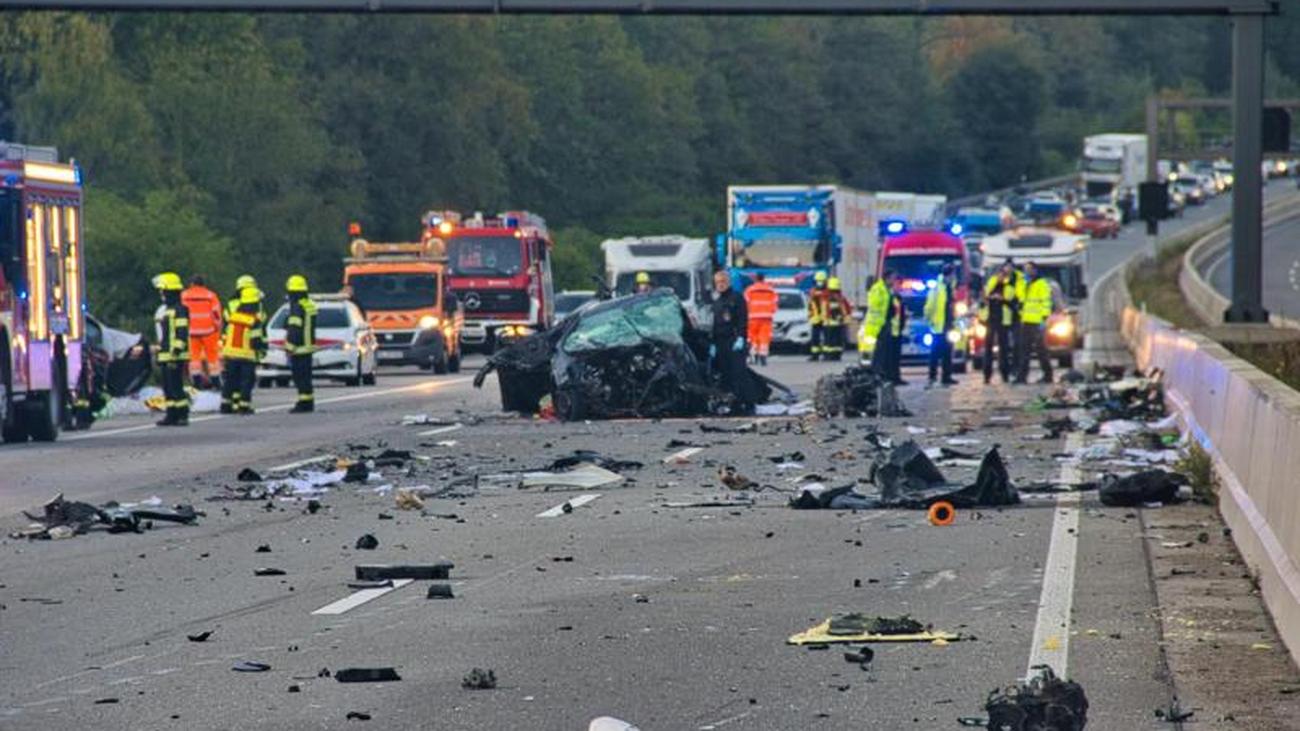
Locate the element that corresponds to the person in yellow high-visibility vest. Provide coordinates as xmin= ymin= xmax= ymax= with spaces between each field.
xmin=284 ymin=275 xmax=318 ymax=413
xmin=858 ymin=272 xmax=894 ymax=364
xmin=806 ymin=271 xmax=830 ymax=361
xmin=924 ymin=264 xmax=959 ymax=387
xmin=980 ymin=261 xmax=1019 ymax=385
xmin=152 ymin=272 xmax=191 ymax=427
xmin=822 ymin=277 xmax=852 ymax=361
xmin=1014 ymin=261 xmax=1057 ymax=384
xmin=220 ymin=287 xmax=264 ymax=414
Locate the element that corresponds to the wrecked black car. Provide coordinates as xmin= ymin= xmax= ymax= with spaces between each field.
xmin=474 ymin=290 xmax=780 ymax=420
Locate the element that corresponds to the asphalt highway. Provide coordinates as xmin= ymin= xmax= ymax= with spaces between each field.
xmin=1204 ymin=199 xmax=1300 ymax=320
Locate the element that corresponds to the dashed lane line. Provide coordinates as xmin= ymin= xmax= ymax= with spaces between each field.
xmin=418 ymin=423 xmax=464 ymax=437
xmin=537 ymin=493 xmax=600 ymax=518
xmin=311 ymin=579 xmax=414 ymax=616
xmin=58 ymin=377 xmax=471 ymax=442
xmin=1027 ymin=430 xmax=1083 ymax=678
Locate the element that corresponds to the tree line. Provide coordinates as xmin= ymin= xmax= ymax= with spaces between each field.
xmin=1 ymin=12 xmax=1297 ymax=328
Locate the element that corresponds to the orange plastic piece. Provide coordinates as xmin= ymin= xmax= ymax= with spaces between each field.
xmin=928 ymin=501 xmax=956 ymax=526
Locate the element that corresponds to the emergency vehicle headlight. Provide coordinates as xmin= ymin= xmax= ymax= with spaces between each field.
xmin=946 ymin=330 xmax=962 ymax=344
xmin=1062 ymin=214 xmax=1079 ymax=229
xmin=955 ymin=301 xmax=969 ymax=317
xmin=1049 ymin=320 xmax=1074 ymax=339
xmin=438 ymin=221 xmax=454 ymax=236
xmin=419 ymin=315 xmax=440 ymax=330
xmin=922 ymin=333 xmax=934 ymax=347
xmin=949 ymin=223 xmax=964 ymax=236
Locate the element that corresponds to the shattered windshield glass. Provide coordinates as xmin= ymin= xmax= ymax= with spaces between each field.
xmin=560 ymin=294 xmax=685 ymax=353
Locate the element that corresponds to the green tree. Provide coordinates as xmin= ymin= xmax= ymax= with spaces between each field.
xmin=949 ymin=42 xmax=1048 ymax=189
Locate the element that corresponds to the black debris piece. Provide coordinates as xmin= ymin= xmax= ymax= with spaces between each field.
xmin=306 ymin=499 xmax=322 ymax=514
xmin=232 ymin=661 xmax=271 ymax=673
xmin=462 ymin=668 xmax=497 ymax=690
xmin=1154 ymin=699 xmax=1195 ymax=723
xmin=348 ymin=580 xmax=393 ymax=590
xmin=699 ymin=421 xmax=757 ymax=434
xmin=94 ymin=697 xmax=120 ymax=704
xmin=828 ymin=614 xmax=925 ymax=636
xmin=843 ymin=646 xmax=875 ymax=669
xmin=343 ymin=462 xmax=370 ymax=483
xmin=813 ymin=366 xmax=910 ymax=418
xmin=376 ymin=449 xmax=413 ymax=461
xmin=983 ymin=665 xmax=1088 ymax=731
xmin=254 ymin=567 xmax=287 ymax=577
xmin=237 ymin=467 xmax=263 ymax=482
xmin=426 ymin=583 xmax=455 ymax=599
xmin=873 ymin=441 xmax=947 ymax=501
xmin=355 ymin=563 xmax=453 ymax=581
xmin=768 ymin=451 xmax=807 ymax=464
xmin=354 ymin=534 xmax=379 ymax=550
xmin=335 ymin=667 xmax=401 ymax=683
xmin=546 ymin=451 xmax=643 ymax=473
xmin=1098 ymin=471 xmax=1188 ymax=507
xmin=16 ymin=494 xmax=200 ymax=540
xmin=287 ymin=685 xmax=301 ymax=693
xmin=667 ymin=439 xmax=704 ymax=448
xmin=255 ymin=544 xmax=271 ymax=553
xmin=187 ymin=631 xmax=213 ymax=643
xmin=346 ymin=711 xmax=372 ymax=721
xmin=473 ymin=291 xmax=788 ymax=420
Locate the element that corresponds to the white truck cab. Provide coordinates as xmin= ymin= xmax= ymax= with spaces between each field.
xmin=602 ymin=236 xmax=714 ymax=330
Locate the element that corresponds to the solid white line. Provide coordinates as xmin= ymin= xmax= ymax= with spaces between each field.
xmin=60 ymin=377 xmax=470 ymax=442
xmin=536 ymin=493 xmax=600 ymax=518
xmin=268 ymin=454 xmax=337 ymax=473
xmin=418 ymin=423 xmax=464 ymax=437
xmin=663 ymin=447 xmax=704 ymax=464
xmin=1027 ymin=431 xmax=1083 ymax=678
xmin=311 ymin=579 xmax=413 ymax=616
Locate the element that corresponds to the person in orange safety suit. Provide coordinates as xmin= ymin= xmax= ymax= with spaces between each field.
xmin=743 ymin=274 xmax=778 ymax=366
xmin=181 ymin=274 xmax=223 ymax=389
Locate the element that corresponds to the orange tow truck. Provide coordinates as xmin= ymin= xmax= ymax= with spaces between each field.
xmin=342 ymin=233 xmax=464 ymax=373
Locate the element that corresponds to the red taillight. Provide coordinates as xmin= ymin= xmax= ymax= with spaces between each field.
xmin=315 ymin=338 xmax=343 ymax=347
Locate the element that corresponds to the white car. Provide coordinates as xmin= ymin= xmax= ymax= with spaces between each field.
xmin=258 ymin=295 xmax=378 ymax=387
xmin=772 ymin=288 xmax=812 ymax=349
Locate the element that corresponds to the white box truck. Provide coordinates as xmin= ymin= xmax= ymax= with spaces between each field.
xmin=603 ymin=235 xmax=715 ymax=330
xmin=1081 ymin=133 xmax=1148 ymax=200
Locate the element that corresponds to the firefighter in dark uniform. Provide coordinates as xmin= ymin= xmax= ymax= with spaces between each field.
xmin=221 ymin=287 xmax=264 ymax=414
xmin=153 ymin=272 xmax=191 ymax=427
xmin=710 ymin=269 xmax=754 ymax=414
xmin=284 ymin=274 xmax=318 ymax=413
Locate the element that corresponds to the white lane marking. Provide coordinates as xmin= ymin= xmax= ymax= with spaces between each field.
xmin=418 ymin=423 xmax=464 ymax=437
xmin=311 ymin=579 xmax=413 ymax=616
xmin=663 ymin=447 xmax=703 ymax=464
xmin=61 ymin=377 xmax=471 ymax=442
xmin=1027 ymin=431 xmax=1083 ymax=678
xmin=536 ymin=493 xmax=600 ymax=518
xmin=268 ymin=454 xmax=336 ymax=473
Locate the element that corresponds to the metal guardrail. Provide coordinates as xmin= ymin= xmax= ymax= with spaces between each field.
xmin=945 ymin=173 xmax=1080 ymax=215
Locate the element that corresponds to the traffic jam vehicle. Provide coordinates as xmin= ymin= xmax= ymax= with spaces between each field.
xmin=0 ymin=143 xmax=89 ymax=442
xmin=977 ymin=227 xmax=1089 ymax=369
xmin=342 ymin=233 xmax=464 ymax=373
xmin=424 ymin=210 xmax=555 ymax=353
xmin=1064 ymin=204 xmax=1121 ymax=239
xmin=259 ymin=294 xmax=379 ymax=387
xmin=866 ymin=228 xmax=972 ymax=371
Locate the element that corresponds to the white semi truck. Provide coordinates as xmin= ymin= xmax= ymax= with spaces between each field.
xmin=1081 ymin=133 xmax=1148 ymax=200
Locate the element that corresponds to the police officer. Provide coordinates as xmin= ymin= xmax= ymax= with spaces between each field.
xmin=925 ymin=264 xmax=959 ymax=387
xmin=284 ymin=275 xmax=318 ymax=413
xmin=152 ymin=272 xmax=191 ymax=427
xmin=221 ymin=287 xmax=264 ymax=414
xmin=806 ymin=271 xmax=830 ymax=361
xmin=876 ymin=274 xmax=908 ymax=385
xmin=859 ymin=271 xmax=893 ymax=365
xmin=980 ymin=261 xmax=1018 ymax=385
xmin=1015 ymin=262 xmax=1056 ymax=384
xmin=635 ymin=271 xmax=653 ymax=294
xmin=710 ymin=270 xmax=753 ymax=414
xmin=823 ymin=277 xmax=851 ymax=361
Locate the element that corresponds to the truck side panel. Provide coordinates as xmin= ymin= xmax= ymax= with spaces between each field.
xmin=833 ymin=189 xmax=877 ymax=310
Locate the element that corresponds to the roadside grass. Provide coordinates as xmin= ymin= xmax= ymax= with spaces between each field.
xmin=1222 ymin=341 xmax=1300 ymax=392
xmin=1176 ymin=441 xmax=1218 ymax=504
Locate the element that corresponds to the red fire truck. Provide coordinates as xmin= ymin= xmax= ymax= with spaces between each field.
xmin=422 ymin=210 xmax=555 ymax=353
xmin=0 ymin=143 xmax=87 ymax=442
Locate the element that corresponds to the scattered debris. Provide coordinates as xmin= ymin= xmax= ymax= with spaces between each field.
xmin=813 ymin=366 xmax=910 ymax=417
xmin=336 ymin=667 xmax=402 ymax=683
xmin=237 ymin=467 xmax=263 ymax=482
xmin=394 ymin=488 xmax=425 ymax=511
xmin=1098 ymin=471 xmax=1188 ymax=507
xmin=14 ymin=493 xmax=200 ymax=539
xmin=719 ymin=465 xmax=758 ymax=491
xmin=462 ymin=668 xmax=498 ymax=690
xmin=843 ymin=646 xmax=875 ymax=669
xmin=93 ymin=697 xmax=120 ymax=705
xmin=981 ymin=665 xmax=1088 ymax=731
xmin=187 ymin=631 xmax=213 ymax=643
xmin=426 ymin=583 xmax=454 ymax=599
xmin=255 ymin=544 xmax=271 ymax=553
xmin=355 ymin=563 xmax=453 ymax=581
xmin=232 ymin=661 xmax=271 ymax=673
xmin=1154 ymin=699 xmax=1194 ymax=723
xmin=254 ymin=567 xmax=287 ymax=577
xmin=346 ymin=711 xmax=372 ymax=721
xmin=789 ymin=614 xmax=959 ymax=645
xmin=354 ymin=534 xmax=379 ymax=550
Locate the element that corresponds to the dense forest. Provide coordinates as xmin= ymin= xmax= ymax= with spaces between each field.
xmin=2 ymin=12 xmax=1299 ymax=326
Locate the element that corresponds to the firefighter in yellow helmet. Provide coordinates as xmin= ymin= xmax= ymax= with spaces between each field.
xmin=635 ymin=271 xmax=653 ymax=294
xmin=806 ymin=271 xmax=830 ymax=360
xmin=221 ymin=286 xmax=264 ymax=414
xmin=284 ymin=275 xmax=318 ymax=413
xmin=227 ymin=274 xmax=267 ymax=405
xmin=822 ymin=276 xmax=852 ymax=361
xmin=152 ymin=272 xmax=190 ymax=427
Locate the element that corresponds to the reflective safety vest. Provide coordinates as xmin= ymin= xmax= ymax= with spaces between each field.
xmin=744 ymin=282 xmax=778 ymax=321
xmin=980 ymin=273 xmax=1020 ymax=324
xmin=285 ymin=296 xmax=318 ymax=355
xmin=863 ymin=279 xmax=890 ymax=338
xmin=924 ymin=282 xmax=950 ymax=333
xmin=155 ymin=303 xmax=190 ymax=363
xmin=807 ymin=287 xmax=830 ymax=325
xmin=226 ymin=295 xmax=267 ymax=359
xmin=1022 ymin=278 xmax=1054 ymax=324
xmin=181 ymin=286 xmax=222 ymax=337
xmin=823 ymin=291 xmax=850 ymax=325
xmin=222 ymin=309 xmax=259 ymax=361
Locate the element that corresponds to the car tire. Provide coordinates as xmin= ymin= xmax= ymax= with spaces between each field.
xmin=0 ymin=329 xmax=26 ymax=444
xmin=448 ymin=347 xmax=461 ymax=374
xmin=25 ymin=351 xmax=64 ymax=442
xmin=433 ymin=352 xmax=448 ymax=375
xmin=346 ymin=358 xmax=363 ymax=387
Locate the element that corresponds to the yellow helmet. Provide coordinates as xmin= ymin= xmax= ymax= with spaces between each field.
xmin=235 ymin=274 xmax=258 ymax=291
xmin=635 ymin=271 xmax=651 ymax=285
xmin=239 ymin=287 xmax=264 ymax=305
xmin=286 ymin=274 xmax=309 ymax=293
xmin=814 ymin=271 xmax=828 ymax=284
xmin=152 ymin=272 xmax=183 ymax=291
xmin=828 ymin=276 xmax=841 ymax=291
